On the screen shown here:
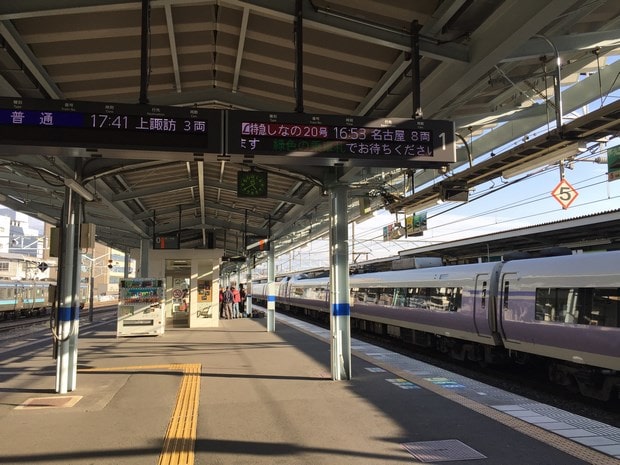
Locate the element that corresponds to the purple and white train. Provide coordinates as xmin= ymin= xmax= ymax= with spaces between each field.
xmin=253 ymin=251 xmax=620 ymax=400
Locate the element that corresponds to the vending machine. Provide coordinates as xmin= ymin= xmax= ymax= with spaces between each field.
xmin=117 ymin=278 xmax=165 ymax=336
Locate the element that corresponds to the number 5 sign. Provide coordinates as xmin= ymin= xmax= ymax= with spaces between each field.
xmin=551 ymin=179 xmax=579 ymax=209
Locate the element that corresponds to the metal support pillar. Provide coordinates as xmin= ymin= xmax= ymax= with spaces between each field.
xmin=139 ymin=0 xmax=150 ymax=104
xmin=56 ymin=189 xmax=81 ymax=393
xmin=88 ymin=259 xmax=94 ymax=322
xmin=124 ymin=248 xmax=130 ymax=278
xmin=266 ymin=246 xmax=276 ymax=332
xmin=140 ymin=238 xmax=150 ymax=277
xmin=294 ymin=0 xmax=304 ymax=113
xmin=535 ymin=34 xmax=563 ymax=135
xmin=246 ymin=256 xmax=253 ymax=317
xmin=329 ymin=184 xmax=351 ymax=380
xmin=411 ymin=20 xmax=423 ymax=119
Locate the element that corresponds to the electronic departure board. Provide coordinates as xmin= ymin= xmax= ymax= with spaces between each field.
xmin=226 ymin=110 xmax=455 ymax=167
xmin=0 ymin=98 xmax=456 ymax=168
xmin=0 ymin=97 xmax=221 ymax=153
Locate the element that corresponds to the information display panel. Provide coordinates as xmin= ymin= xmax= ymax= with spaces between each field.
xmin=0 ymin=97 xmax=221 ymax=153
xmin=226 ymin=110 xmax=455 ymax=167
xmin=153 ymin=234 xmax=180 ymax=250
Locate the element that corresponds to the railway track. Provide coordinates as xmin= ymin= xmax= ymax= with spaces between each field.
xmin=0 ymin=304 xmax=117 ymax=335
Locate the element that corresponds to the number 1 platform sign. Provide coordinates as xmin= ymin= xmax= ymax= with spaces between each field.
xmin=551 ymin=178 xmax=579 ymax=209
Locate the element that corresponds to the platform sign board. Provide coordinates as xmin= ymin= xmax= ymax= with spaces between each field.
xmin=551 ymin=179 xmax=579 ymax=209
xmin=153 ymin=234 xmax=180 ymax=249
xmin=608 ymin=146 xmax=620 ymax=182
xmin=0 ymin=97 xmax=221 ymax=153
xmin=405 ymin=212 xmax=427 ymax=236
xmin=226 ymin=111 xmax=455 ymax=167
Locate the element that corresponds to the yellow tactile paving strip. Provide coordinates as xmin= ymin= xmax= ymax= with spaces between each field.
xmin=159 ymin=363 xmax=201 ymax=465
xmin=81 ymin=363 xmax=201 ymax=465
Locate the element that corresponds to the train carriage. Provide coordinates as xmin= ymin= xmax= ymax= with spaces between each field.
xmin=498 ymin=253 xmax=620 ymax=391
xmin=257 ymin=250 xmax=620 ymax=400
xmin=0 ymin=280 xmax=55 ymax=319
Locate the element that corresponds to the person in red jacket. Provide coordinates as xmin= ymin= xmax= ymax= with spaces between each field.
xmin=231 ymin=286 xmax=241 ymax=318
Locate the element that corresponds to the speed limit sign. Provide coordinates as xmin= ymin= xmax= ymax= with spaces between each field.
xmin=551 ymin=179 xmax=579 ymax=209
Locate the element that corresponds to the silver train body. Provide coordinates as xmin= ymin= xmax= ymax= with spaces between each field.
xmin=0 ymin=280 xmax=56 ymax=318
xmin=253 ymin=251 xmax=620 ymax=400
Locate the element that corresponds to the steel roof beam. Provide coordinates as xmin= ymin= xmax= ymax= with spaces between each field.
xmin=0 ymin=20 xmax=63 ymax=99
xmin=390 ymin=0 xmax=581 ymax=119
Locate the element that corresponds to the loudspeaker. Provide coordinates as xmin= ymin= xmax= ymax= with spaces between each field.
xmin=80 ymin=223 xmax=96 ymax=249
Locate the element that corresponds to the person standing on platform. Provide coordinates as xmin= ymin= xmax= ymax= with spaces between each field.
xmin=223 ymin=286 xmax=233 ymax=319
xmin=231 ymin=286 xmax=241 ymax=318
xmin=219 ymin=287 xmax=224 ymax=318
xmin=239 ymin=284 xmax=247 ymax=317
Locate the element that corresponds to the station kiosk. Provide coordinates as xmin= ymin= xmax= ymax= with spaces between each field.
xmin=117 ymin=277 xmax=165 ymax=336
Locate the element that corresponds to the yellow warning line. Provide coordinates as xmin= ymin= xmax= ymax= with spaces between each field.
xmin=82 ymin=363 xmax=201 ymax=465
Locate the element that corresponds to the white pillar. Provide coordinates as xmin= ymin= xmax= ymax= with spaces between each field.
xmin=56 ymin=189 xmax=80 ymax=393
xmin=329 ymin=184 xmax=351 ymax=380
xmin=267 ymin=246 xmax=276 ymax=332
xmin=246 ymin=256 xmax=253 ymax=317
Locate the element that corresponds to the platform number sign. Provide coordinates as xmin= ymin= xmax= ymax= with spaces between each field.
xmin=551 ymin=179 xmax=579 ymax=209
xmin=153 ymin=234 xmax=180 ymax=249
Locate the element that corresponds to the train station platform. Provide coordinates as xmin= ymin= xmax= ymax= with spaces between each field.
xmin=1 ymin=312 xmax=619 ymax=465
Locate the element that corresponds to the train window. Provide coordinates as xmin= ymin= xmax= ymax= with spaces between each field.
xmin=378 ymin=288 xmax=393 ymax=305
xmin=356 ymin=286 xmax=462 ymax=311
xmin=503 ymin=281 xmax=510 ymax=309
xmin=405 ymin=287 xmax=430 ymax=308
xmin=392 ymin=288 xmax=407 ymax=307
xmin=535 ymin=287 xmax=620 ymax=328
xmin=591 ymin=288 xmax=620 ymax=327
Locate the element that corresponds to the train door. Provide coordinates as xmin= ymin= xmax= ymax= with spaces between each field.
xmin=498 ymin=271 xmax=518 ymax=343
xmin=23 ymin=281 xmax=35 ymax=314
xmin=15 ymin=281 xmax=24 ymax=314
xmin=278 ymin=276 xmax=291 ymax=310
xmin=473 ymin=274 xmax=492 ymax=337
xmin=473 ymin=265 xmax=503 ymax=345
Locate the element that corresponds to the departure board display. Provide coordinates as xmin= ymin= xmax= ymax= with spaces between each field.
xmin=227 ymin=110 xmax=455 ymax=167
xmin=0 ymin=97 xmax=220 ymax=153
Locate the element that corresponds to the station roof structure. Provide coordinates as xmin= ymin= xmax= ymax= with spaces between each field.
xmin=0 ymin=1 xmax=619 ymax=262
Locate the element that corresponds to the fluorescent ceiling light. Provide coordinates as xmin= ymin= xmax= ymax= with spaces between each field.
xmin=64 ymin=178 xmax=95 ymax=201
xmin=502 ymin=144 xmax=577 ymax=179
xmin=36 ymin=212 xmax=57 ymax=225
xmin=403 ymin=196 xmax=443 ymax=213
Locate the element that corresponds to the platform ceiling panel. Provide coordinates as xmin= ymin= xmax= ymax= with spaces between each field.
xmin=0 ymin=1 xmax=618 ymax=258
